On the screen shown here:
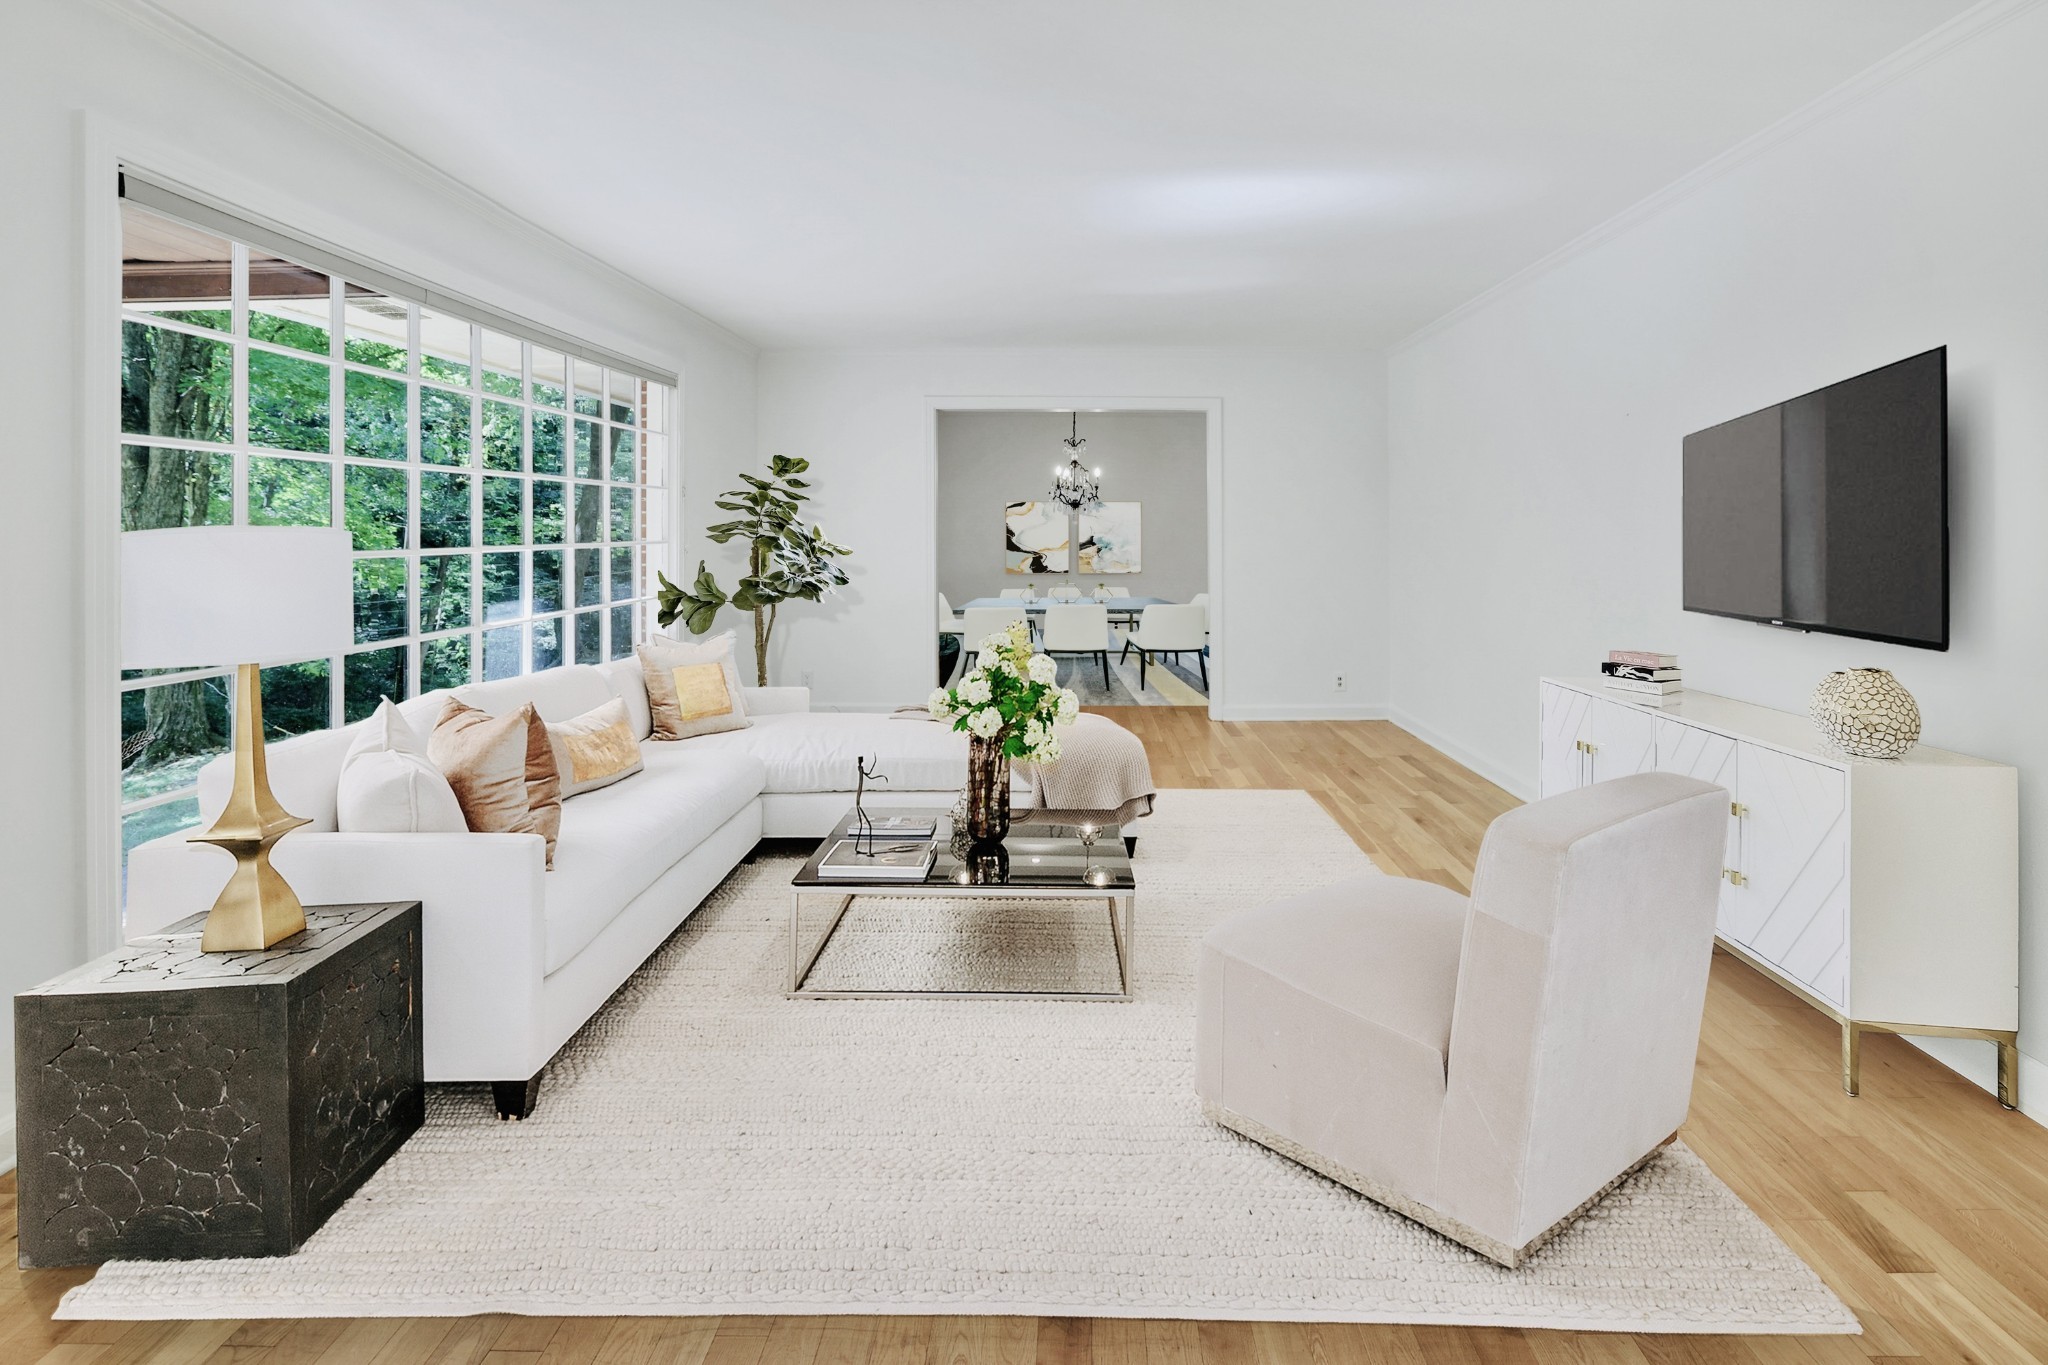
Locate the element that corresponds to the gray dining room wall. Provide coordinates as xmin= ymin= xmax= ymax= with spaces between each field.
xmin=935 ymin=410 xmax=1209 ymax=608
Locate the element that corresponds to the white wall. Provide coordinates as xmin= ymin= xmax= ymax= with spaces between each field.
xmin=1388 ymin=6 xmax=2048 ymax=1100
xmin=720 ymin=349 xmax=1386 ymax=717
xmin=936 ymin=410 xmax=1210 ymax=607
xmin=0 ymin=2 xmax=756 ymax=1164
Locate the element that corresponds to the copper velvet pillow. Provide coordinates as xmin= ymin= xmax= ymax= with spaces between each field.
xmin=428 ymin=698 xmax=563 ymax=866
xmin=637 ymin=630 xmax=751 ymax=740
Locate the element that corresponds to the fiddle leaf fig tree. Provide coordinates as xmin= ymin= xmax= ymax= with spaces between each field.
xmin=655 ymin=454 xmax=851 ymax=686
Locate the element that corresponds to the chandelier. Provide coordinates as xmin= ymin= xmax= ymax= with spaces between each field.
xmin=1048 ymin=411 xmax=1104 ymax=512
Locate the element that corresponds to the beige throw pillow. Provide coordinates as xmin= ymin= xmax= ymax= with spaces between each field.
xmin=546 ymin=697 xmax=644 ymax=798
xmin=428 ymin=698 xmax=563 ymax=866
xmin=637 ymin=630 xmax=751 ymax=740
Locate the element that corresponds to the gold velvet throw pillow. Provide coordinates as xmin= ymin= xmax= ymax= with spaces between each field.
xmin=428 ymin=698 xmax=563 ymax=866
xmin=637 ymin=631 xmax=751 ymax=740
xmin=546 ymin=697 xmax=644 ymax=798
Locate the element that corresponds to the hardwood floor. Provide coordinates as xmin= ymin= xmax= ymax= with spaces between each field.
xmin=7 ymin=713 xmax=2046 ymax=1363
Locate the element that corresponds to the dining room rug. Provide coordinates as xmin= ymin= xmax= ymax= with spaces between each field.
xmin=60 ymin=789 xmax=1857 ymax=1333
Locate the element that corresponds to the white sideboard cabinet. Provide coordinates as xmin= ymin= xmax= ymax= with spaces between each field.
xmin=1538 ymin=677 xmax=2020 ymax=1107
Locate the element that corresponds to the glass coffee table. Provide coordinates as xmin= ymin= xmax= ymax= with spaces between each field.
xmin=789 ymin=808 xmax=1137 ymax=1001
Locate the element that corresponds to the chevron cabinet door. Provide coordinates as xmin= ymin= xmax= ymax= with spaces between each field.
xmin=1654 ymin=720 xmax=1742 ymax=937
xmin=1734 ymin=744 xmax=1850 ymax=1010
xmin=1589 ymin=697 xmax=1657 ymax=780
xmin=1538 ymin=683 xmax=1593 ymax=798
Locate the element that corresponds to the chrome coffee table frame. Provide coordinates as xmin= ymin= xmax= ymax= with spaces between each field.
xmin=788 ymin=811 xmax=1136 ymax=1001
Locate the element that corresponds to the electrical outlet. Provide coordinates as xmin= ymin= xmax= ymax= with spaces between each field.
xmin=1334 ymin=673 xmax=1347 ymax=693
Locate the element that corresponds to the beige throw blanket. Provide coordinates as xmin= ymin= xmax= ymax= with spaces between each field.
xmin=1024 ymin=712 xmax=1157 ymax=826
xmin=890 ymin=708 xmax=1156 ymax=825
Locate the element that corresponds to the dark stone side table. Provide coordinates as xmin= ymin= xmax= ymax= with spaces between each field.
xmin=14 ymin=902 xmax=423 ymax=1267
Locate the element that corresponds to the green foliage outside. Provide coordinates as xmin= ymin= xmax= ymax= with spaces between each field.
xmin=118 ymin=291 xmax=656 ymax=855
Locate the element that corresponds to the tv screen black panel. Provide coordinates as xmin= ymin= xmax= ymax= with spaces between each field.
xmin=1682 ymin=347 xmax=1947 ymax=650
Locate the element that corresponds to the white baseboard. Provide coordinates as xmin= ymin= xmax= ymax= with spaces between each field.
xmin=0 ymin=1112 xmax=15 ymax=1175
xmin=1902 ymin=1035 xmax=2046 ymax=1127
xmin=1207 ymin=702 xmax=1388 ymax=722
xmin=1384 ymin=709 xmax=1535 ymax=801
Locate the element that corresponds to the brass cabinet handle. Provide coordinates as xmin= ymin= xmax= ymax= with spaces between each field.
xmin=1730 ymin=802 xmax=1749 ymax=818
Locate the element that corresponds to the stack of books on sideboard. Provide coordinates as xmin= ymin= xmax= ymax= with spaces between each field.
xmin=1602 ymin=651 xmax=1681 ymax=703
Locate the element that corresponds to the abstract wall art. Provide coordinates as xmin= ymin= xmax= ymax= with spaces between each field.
xmin=1078 ymin=501 xmax=1142 ymax=574
xmin=1004 ymin=500 xmax=1070 ymax=573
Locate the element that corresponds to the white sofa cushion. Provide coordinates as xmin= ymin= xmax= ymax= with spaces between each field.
xmin=199 ymin=724 xmax=355 ymax=830
xmin=456 ymin=665 xmax=616 ymax=723
xmin=679 ymin=712 xmax=990 ymax=793
xmin=595 ymin=658 xmax=654 ymax=739
xmin=542 ymin=747 xmax=767 ymax=974
xmin=336 ymin=700 xmax=467 ymax=833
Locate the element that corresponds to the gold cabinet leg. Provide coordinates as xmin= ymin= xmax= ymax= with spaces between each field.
xmin=1996 ymin=1037 xmax=2020 ymax=1111
xmin=1842 ymin=1021 xmax=1862 ymax=1097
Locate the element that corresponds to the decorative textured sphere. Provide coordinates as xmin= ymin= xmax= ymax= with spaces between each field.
xmin=1810 ymin=668 xmax=1920 ymax=758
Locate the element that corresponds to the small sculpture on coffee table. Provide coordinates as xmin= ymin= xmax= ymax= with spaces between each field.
xmin=851 ymin=755 xmax=885 ymax=857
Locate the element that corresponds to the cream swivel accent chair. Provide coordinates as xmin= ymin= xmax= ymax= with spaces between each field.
xmin=1039 ymin=603 xmax=1111 ymax=688
xmin=1196 ymin=773 xmax=1729 ymax=1268
xmin=1121 ymin=603 xmax=1207 ymax=691
xmin=959 ymin=606 xmax=1030 ymax=673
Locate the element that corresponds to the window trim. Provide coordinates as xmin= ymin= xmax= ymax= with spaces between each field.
xmin=95 ymin=158 xmax=683 ymax=956
xmin=120 ymin=171 xmax=680 ymax=390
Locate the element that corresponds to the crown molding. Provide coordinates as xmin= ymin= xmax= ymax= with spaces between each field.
xmin=89 ymin=0 xmax=758 ymax=356
xmin=1393 ymin=0 xmax=2046 ymax=354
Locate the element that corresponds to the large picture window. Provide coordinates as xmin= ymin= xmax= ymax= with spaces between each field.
xmin=118 ymin=199 xmax=676 ymax=892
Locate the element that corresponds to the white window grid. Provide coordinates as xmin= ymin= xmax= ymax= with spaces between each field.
xmin=119 ymin=220 xmax=676 ymax=836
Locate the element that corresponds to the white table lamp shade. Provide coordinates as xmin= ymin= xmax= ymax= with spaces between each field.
xmin=121 ymin=527 xmax=354 ymax=669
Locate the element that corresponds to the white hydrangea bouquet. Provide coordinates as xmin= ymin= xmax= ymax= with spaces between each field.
xmin=927 ymin=620 xmax=1079 ymax=840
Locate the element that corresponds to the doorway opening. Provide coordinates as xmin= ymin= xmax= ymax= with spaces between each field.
xmin=933 ymin=406 xmax=1215 ymax=709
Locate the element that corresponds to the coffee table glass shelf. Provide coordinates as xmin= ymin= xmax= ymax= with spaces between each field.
xmin=790 ymin=808 xmax=1136 ymax=1001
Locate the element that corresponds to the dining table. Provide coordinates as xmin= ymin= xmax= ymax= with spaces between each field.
xmin=956 ymin=594 xmax=1174 ymax=614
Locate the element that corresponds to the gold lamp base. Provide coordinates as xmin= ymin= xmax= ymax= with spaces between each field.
xmin=187 ymin=662 xmax=311 ymax=952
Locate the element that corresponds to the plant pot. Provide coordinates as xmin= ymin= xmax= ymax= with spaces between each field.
xmin=964 ymin=734 xmax=1011 ymax=844
xmin=1810 ymin=667 xmax=1920 ymax=758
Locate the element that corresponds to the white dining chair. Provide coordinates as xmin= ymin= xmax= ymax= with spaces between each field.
xmin=960 ymin=606 xmax=1031 ymax=672
xmin=1190 ymin=591 xmax=1211 ymax=638
xmin=1039 ymin=604 xmax=1111 ymax=688
xmin=999 ymin=588 xmax=1029 ymax=600
xmin=938 ymin=591 xmax=964 ymax=637
xmin=1049 ymin=582 xmax=1082 ymax=600
xmin=1122 ymin=603 xmax=1208 ymax=691
xmin=1103 ymin=585 xmax=1137 ymax=628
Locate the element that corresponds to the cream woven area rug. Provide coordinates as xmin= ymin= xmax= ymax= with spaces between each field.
xmin=62 ymin=789 xmax=1856 ymax=1333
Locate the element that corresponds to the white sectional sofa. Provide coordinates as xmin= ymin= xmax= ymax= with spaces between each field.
xmin=124 ymin=657 xmax=1017 ymax=1118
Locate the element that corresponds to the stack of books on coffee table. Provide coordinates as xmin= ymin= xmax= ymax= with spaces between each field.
xmin=1602 ymin=650 xmax=1681 ymax=703
xmin=815 ymin=811 xmax=940 ymax=880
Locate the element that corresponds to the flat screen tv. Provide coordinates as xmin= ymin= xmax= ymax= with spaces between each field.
xmin=1682 ymin=347 xmax=1948 ymax=650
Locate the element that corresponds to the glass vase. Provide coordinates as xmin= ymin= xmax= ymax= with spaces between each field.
xmin=964 ymin=734 xmax=1012 ymax=845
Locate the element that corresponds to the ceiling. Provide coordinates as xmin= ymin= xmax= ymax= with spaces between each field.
xmin=153 ymin=0 xmax=1976 ymax=349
